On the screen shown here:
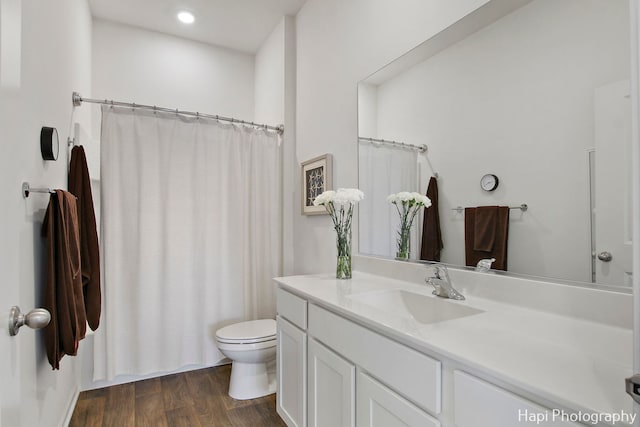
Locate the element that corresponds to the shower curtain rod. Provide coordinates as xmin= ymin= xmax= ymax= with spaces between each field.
xmin=358 ymin=136 xmax=427 ymax=153
xmin=72 ymin=92 xmax=284 ymax=135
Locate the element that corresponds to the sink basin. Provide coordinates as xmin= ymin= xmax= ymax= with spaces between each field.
xmin=347 ymin=289 xmax=484 ymax=325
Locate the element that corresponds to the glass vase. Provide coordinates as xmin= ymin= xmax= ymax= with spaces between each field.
xmin=396 ymin=226 xmax=411 ymax=260
xmin=336 ymin=227 xmax=352 ymax=279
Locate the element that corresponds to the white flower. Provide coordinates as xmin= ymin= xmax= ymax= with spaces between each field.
xmin=333 ymin=188 xmax=365 ymax=206
xmin=387 ymin=191 xmax=431 ymax=207
xmin=313 ymin=190 xmax=336 ymax=206
xmin=396 ymin=191 xmax=413 ymax=202
xmin=314 ymin=188 xmax=364 ymax=207
xmin=411 ymin=192 xmax=432 ymax=207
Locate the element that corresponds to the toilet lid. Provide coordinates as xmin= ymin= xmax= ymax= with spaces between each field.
xmin=216 ymin=319 xmax=276 ymax=343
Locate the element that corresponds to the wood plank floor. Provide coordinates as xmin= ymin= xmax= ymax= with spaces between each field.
xmin=69 ymin=364 xmax=287 ymax=427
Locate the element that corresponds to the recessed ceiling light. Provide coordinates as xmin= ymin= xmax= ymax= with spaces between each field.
xmin=177 ymin=11 xmax=195 ymax=24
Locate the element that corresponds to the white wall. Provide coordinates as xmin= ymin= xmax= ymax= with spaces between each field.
xmin=92 ymin=19 xmax=255 ymax=144
xmin=254 ymin=16 xmax=297 ymax=275
xmin=370 ymin=0 xmax=629 ymax=282
xmin=293 ymin=0 xmax=494 ymax=274
xmin=0 ymin=0 xmax=92 ymax=425
xmin=255 ymin=19 xmax=285 ymax=124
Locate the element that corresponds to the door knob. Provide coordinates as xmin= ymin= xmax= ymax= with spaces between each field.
xmin=8 ymin=306 xmax=51 ymax=336
xmin=597 ymin=251 xmax=613 ymax=262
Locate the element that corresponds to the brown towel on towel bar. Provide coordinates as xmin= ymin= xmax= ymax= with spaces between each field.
xmin=43 ymin=190 xmax=86 ymax=369
xmin=420 ymin=176 xmax=443 ymax=261
xmin=69 ymin=145 xmax=101 ymax=331
xmin=473 ymin=206 xmax=498 ymax=251
xmin=465 ymin=206 xmax=509 ymax=271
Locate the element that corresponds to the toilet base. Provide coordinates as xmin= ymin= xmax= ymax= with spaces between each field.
xmin=228 ymin=361 xmax=276 ymax=400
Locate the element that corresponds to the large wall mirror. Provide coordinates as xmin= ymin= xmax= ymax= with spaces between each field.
xmin=358 ymin=0 xmax=632 ymax=289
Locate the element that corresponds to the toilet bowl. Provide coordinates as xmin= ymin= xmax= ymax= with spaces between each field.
xmin=215 ymin=319 xmax=277 ymax=400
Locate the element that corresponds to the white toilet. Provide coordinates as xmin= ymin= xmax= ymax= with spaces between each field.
xmin=215 ymin=319 xmax=277 ymax=400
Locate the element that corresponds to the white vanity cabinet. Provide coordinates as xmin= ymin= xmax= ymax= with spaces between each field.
xmin=307 ymin=303 xmax=441 ymax=427
xmin=276 ymin=285 xmax=590 ymax=427
xmin=277 ymin=286 xmax=441 ymax=427
xmin=277 ymin=289 xmax=308 ymax=427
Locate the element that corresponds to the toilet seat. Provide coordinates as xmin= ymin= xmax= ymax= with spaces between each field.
xmin=216 ymin=339 xmax=276 ymax=352
xmin=215 ymin=319 xmax=276 ymax=344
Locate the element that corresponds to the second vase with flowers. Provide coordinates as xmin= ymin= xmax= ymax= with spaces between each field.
xmin=314 ymin=188 xmax=365 ymax=279
xmin=387 ymin=192 xmax=432 ymax=260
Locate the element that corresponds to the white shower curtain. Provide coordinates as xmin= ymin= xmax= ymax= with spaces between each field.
xmin=359 ymin=142 xmax=418 ymax=258
xmin=93 ymin=106 xmax=282 ymax=380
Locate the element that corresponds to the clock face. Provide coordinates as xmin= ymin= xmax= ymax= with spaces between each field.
xmin=480 ymin=174 xmax=499 ymax=191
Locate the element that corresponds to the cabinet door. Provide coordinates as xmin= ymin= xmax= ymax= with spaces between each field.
xmin=356 ymin=372 xmax=440 ymax=427
xmin=454 ymin=371 xmax=582 ymax=427
xmin=308 ymin=338 xmax=355 ymax=427
xmin=277 ymin=316 xmax=307 ymax=427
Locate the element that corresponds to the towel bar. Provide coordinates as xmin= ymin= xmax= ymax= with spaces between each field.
xmin=452 ymin=204 xmax=528 ymax=213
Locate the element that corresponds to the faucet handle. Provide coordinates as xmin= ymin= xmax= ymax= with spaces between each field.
xmin=425 ymin=277 xmax=445 ymax=297
xmin=434 ymin=264 xmax=451 ymax=281
xmin=476 ymin=258 xmax=496 ymax=272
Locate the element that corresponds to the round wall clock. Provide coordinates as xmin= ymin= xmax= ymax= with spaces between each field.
xmin=40 ymin=126 xmax=59 ymax=161
xmin=480 ymin=173 xmax=499 ymax=191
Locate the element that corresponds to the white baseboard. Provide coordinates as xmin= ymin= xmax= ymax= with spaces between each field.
xmin=83 ymin=360 xmax=231 ymax=391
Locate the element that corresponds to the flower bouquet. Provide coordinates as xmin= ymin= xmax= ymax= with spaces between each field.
xmin=314 ymin=188 xmax=365 ymax=279
xmin=387 ymin=192 xmax=431 ymax=260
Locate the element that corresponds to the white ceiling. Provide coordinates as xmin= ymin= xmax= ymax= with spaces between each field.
xmin=88 ymin=0 xmax=307 ymax=53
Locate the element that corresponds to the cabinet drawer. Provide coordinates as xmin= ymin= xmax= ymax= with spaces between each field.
xmin=308 ymin=304 xmax=441 ymax=415
xmin=454 ymin=371 xmax=582 ymax=427
xmin=357 ymin=372 xmax=440 ymax=427
xmin=277 ymin=287 xmax=308 ymax=330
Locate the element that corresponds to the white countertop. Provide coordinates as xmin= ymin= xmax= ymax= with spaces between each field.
xmin=275 ymin=272 xmax=633 ymax=425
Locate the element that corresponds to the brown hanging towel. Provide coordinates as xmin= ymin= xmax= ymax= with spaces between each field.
xmin=69 ymin=145 xmax=101 ymax=331
xmin=420 ymin=176 xmax=443 ymax=261
xmin=43 ymin=190 xmax=86 ymax=369
xmin=464 ymin=206 xmax=509 ymax=270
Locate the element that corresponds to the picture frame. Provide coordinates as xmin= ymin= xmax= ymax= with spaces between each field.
xmin=301 ymin=153 xmax=333 ymax=215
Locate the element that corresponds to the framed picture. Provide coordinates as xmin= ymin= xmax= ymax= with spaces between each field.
xmin=301 ymin=153 xmax=333 ymax=215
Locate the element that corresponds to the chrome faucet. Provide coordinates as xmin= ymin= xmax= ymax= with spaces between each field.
xmin=475 ymin=258 xmax=496 ymax=272
xmin=425 ymin=265 xmax=465 ymax=300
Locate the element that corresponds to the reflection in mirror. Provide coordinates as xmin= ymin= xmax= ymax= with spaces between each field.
xmin=358 ymin=0 xmax=632 ymax=288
